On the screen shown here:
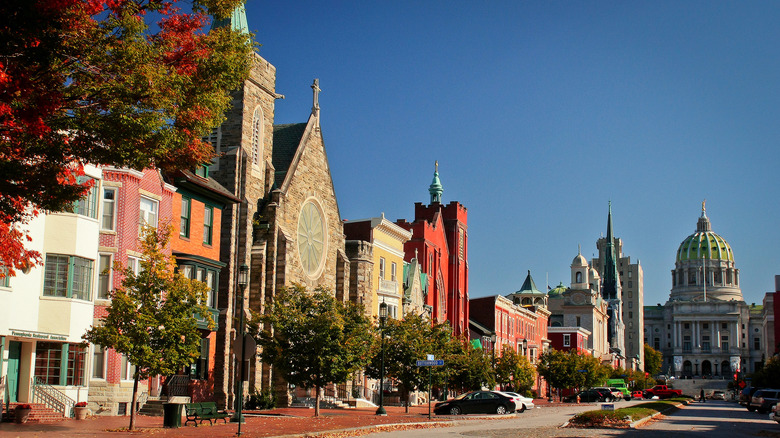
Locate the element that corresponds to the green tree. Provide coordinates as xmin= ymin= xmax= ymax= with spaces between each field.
xmin=751 ymin=356 xmax=780 ymax=388
xmin=537 ymin=349 xmax=578 ymax=399
xmin=365 ymin=313 xmax=452 ymax=412
xmin=83 ymin=225 xmax=212 ymax=431
xmin=644 ymin=344 xmax=663 ymax=376
xmin=257 ymin=285 xmax=374 ymax=417
xmin=495 ymin=346 xmax=535 ymax=395
xmin=575 ymin=353 xmax=610 ymax=389
xmin=442 ymin=336 xmax=494 ymax=392
xmin=0 ymin=0 xmax=252 ymax=269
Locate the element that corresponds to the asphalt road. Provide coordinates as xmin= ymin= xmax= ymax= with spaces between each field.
xmin=364 ymin=399 xmax=780 ymax=438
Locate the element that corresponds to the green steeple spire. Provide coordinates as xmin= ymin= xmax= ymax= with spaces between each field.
xmin=602 ymin=201 xmax=619 ymax=300
xmin=429 ymin=161 xmax=443 ymax=204
xmin=212 ymin=1 xmax=249 ymax=34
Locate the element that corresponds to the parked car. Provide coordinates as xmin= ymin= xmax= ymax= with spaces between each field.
xmin=740 ymin=386 xmax=761 ymax=407
xmin=748 ymin=389 xmax=780 ymax=414
xmin=771 ymin=402 xmax=780 ymax=424
xmin=495 ymin=391 xmax=534 ymax=413
xmin=631 ymin=390 xmax=645 ymax=400
xmin=593 ymin=387 xmax=623 ymax=401
xmin=644 ymin=385 xmax=683 ymax=399
xmin=563 ymin=389 xmax=611 ymax=403
xmin=433 ymin=391 xmax=516 ymax=415
xmin=710 ymin=390 xmax=726 ymax=400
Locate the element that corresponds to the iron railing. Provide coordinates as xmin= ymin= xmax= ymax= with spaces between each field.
xmin=31 ymin=376 xmax=76 ymax=417
xmin=136 ymin=391 xmax=149 ymax=412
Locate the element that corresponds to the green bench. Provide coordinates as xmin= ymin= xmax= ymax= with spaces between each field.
xmin=184 ymin=402 xmax=230 ymax=426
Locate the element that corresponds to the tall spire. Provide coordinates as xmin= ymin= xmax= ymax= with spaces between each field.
xmin=602 ymin=202 xmax=619 ymax=300
xmin=697 ymin=199 xmax=712 ymax=232
xmin=428 ymin=161 xmax=443 ymax=204
xmin=212 ymin=1 xmax=249 ymax=34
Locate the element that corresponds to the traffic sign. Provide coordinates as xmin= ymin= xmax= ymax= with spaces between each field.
xmin=232 ymin=333 xmax=257 ymax=359
xmin=416 ymin=360 xmax=444 ymax=366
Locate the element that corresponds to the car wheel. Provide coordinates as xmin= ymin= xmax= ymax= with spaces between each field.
xmin=496 ymin=405 xmax=507 ymax=415
xmin=449 ymin=406 xmax=461 ymax=415
xmin=747 ymin=406 xmax=756 ymax=412
xmin=517 ymin=404 xmax=526 ymax=413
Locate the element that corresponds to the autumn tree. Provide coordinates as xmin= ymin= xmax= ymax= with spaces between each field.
xmin=644 ymin=344 xmax=663 ymax=376
xmin=494 ymin=346 xmax=535 ymax=395
xmin=445 ymin=338 xmax=495 ymax=392
xmin=257 ymin=285 xmax=374 ymax=417
xmin=0 ymin=0 xmax=252 ymax=271
xmin=83 ymin=225 xmax=213 ymax=431
xmin=750 ymin=356 xmax=780 ymax=388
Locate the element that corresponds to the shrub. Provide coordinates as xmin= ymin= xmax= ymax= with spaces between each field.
xmin=569 ymin=410 xmax=629 ymax=427
xmin=245 ymin=388 xmax=276 ymax=410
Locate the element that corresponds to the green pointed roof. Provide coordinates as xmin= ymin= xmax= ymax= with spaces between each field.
xmin=212 ymin=2 xmax=249 ymax=34
xmin=515 ymin=270 xmax=545 ymax=295
xmin=429 ymin=161 xmax=443 ymax=203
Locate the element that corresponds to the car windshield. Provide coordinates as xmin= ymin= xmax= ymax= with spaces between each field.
xmin=453 ymin=392 xmax=471 ymax=400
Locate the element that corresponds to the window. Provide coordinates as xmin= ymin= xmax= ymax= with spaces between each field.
xmin=576 ymin=316 xmax=581 ymax=327
xmin=628 ymin=281 xmax=633 ymax=287
xmin=179 ymin=264 xmax=219 ymax=308
xmin=628 ymin=301 xmax=633 ymax=308
xmin=702 ymin=335 xmax=711 ymax=352
xmin=722 ymin=323 xmax=728 ymax=329
xmin=43 ymin=254 xmax=93 ymax=300
xmin=721 ymin=336 xmax=729 ymax=351
xmin=180 ymin=197 xmax=191 ymax=238
xmin=251 ymin=107 xmax=264 ymax=166
xmin=92 ymin=346 xmax=105 ymax=379
xmin=139 ymin=197 xmax=158 ymax=234
xmin=575 ymin=271 xmax=582 ymax=283
xmin=703 ymin=323 xmax=709 ymax=329
xmin=101 ymin=187 xmax=116 ymax=230
xmin=0 ymin=266 xmax=9 ymax=288
xmin=206 ymin=270 xmax=216 ymax=308
xmin=379 ymin=257 xmax=386 ymax=279
xmin=391 ymin=262 xmax=397 ymax=282
xmin=563 ymin=334 xmax=571 ymax=347
xmin=97 ymin=254 xmax=112 ymax=300
xmin=684 ymin=323 xmax=690 ymax=329
xmin=629 ymin=311 xmax=633 ymax=319
xmin=120 ymin=355 xmax=136 ymax=380
xmin=459 ymin=228 xmax=465 ymax=259
xmin=70 ymin=177 xmax=98 ymax=219
xmin=203 ymin=205 xmax=213 ymax=245
xmin=683 ymin=335 xmax=691 ymax=352
xmin=35 ymin=343 xmax=86 ymax=386
xmin=754 ymin=337 xmax=761 ymax=350
xmin=127 ymin=256 xmax=141 ymax=276
xmin=195 ymin=165 xmax=208 ymax=178
xmin=190 ymin=338 xmax=209 ymax=380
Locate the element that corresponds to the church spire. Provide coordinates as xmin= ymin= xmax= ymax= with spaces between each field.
xmin=428 ymin=161 xmax=443 ymax=204
xmin=601 ymin=202 xmax=619 ymax=300
xmin=211 ymin=1 xmax=249 ymax=34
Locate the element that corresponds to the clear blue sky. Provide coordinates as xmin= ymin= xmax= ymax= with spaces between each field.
xmin=244 ymin=1 xmax=780 ymax=307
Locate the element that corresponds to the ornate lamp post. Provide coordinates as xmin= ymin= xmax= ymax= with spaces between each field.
xmin=490 ymin=333 xmax=497 ymax=368
xmin=232 ymin=263 xmax=249 ymax=433
xmin=376 ymin=301 xmax=388 ymax=416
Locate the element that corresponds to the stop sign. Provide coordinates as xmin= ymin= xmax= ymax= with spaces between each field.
xmin=738 ymin=381 xmax=746 ymax=389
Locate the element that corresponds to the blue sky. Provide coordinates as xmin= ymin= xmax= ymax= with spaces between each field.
xmin=244 ymin=1 xmax=780 ymax=307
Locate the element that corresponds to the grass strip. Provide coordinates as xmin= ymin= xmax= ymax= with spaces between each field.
xmin=569 ymin=397 xmax=692 ymax=427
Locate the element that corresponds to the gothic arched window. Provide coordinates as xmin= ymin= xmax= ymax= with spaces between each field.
xmin=251 ymin=106 xmax=264 ymax=166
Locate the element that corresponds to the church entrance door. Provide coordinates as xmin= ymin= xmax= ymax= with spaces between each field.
xmin=682 ymin=360 xmax=693 ymax=377
xmin=702 ymin=360 xmax=712 ymax=376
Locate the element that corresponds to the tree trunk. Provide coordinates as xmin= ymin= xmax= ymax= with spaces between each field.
xmin=129 ymin=373 xmax=140 ymax=431
xmin=403 ymin=387 xmax=410 ymax=413
xmin=314 ymin=385 xmax=321 ymax=417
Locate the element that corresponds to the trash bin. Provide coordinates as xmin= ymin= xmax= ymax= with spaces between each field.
xmin=162 ymin=403 xmax=183 ymax=428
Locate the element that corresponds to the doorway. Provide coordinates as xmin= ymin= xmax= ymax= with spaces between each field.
xmin=7 ymin=341 xmax=22 ymax=402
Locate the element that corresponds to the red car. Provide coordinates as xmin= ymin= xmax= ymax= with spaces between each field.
xmin=632 ymin=390 xmax=644 ymax=399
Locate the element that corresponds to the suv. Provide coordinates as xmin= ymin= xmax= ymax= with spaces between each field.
xmin=593 ymin=387 xmax=622 ymax=402
xmin=740 ymin=387 xmax=761 ymax=407
xmin=749 ymin=389 xmax=780 ymax=414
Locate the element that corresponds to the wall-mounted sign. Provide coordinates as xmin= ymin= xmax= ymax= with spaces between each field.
xmin=10 ymin=330 xmax=68 ymax=341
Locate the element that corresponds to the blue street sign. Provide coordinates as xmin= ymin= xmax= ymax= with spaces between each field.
xmin=416 ymin=360 xmax=444 ymax=366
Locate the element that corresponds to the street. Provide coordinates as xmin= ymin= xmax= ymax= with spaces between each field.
xmin=363 ymin=400 xmax=780 ymax=438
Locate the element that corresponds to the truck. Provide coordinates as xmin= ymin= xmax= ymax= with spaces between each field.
xmin=605 ymin=379 xmax=631 ymax=400
xmin=644 ymin=385 xmax=683 ymax=399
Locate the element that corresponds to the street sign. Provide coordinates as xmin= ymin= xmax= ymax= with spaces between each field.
xmin=232 ymin=334 xmax=257 ymax=359
xmin=416 ymin=360 xmax=444 ymax=366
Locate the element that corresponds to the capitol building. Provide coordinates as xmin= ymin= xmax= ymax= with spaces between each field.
xmin=645 ymin=203 xmax=765 ymax=378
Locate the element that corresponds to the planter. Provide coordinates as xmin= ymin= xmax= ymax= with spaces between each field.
xmin=74 ymin=406 xmax=89 ymax=420
xmin=15 ymin=407 xmax=32 ymax=424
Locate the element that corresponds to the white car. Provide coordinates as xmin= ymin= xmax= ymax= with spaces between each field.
xmin=495 ymin=391 xmax=535 ymax=413
xmin=771 ymin=402 xmax=780 ymax=424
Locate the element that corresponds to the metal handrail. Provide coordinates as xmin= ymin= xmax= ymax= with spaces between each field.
xmin=31 ymin=376 xmax=76 ymax=417
xmin=136 ymin=391 xmax=149 ymax=412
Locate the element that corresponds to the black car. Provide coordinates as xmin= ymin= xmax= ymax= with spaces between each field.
xmin=740 ymin=386 xmax=761 ymax=407
xmin=563 ymin=389 xmax=611 ymax=403
xmin=748 ymin=389 xmax=780 ymax=414
xmin=433 ymin=391 xmax=516 ymax=415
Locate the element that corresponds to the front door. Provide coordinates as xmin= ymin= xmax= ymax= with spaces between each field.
xmin=7 ymin=341 xmax=22 ymax=402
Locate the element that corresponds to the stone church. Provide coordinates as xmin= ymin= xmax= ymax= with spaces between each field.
xmin=208 ymin=7 xmax=349 ymax=408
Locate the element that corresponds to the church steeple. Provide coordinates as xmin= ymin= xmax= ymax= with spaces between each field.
xmin=601 ymin=202 xmax=620 ymax=300
xmin=212 ymin=1 xmax=249 ymax=34
xmin=428 ymin=161 xmax=443 ymax=204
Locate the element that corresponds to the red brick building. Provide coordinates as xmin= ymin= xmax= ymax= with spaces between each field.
xmin=396 ymin=164 xmax=469 ymax=336
xmin=547 ymin=327 xmax=591 ymax=354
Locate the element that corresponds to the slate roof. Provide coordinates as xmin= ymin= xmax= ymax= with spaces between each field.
xmin=514 ymin=270 xmax=545 ymax=295
xmin=166 ymin=170 xmax=240 ymax=204
xmin=272 ymin=123 xmax=307 ymax=187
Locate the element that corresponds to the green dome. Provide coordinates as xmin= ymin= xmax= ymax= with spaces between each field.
xmin=548 ymin=282 xmax=567 ymax=297
xmin=676 ymin=231 xmax=733 ymax=262
xmin=676 ymin=209 xmax=734 ymax=262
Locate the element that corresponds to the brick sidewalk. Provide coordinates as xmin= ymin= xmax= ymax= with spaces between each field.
xmin=0 ymin=405 xmax=460 ymax=437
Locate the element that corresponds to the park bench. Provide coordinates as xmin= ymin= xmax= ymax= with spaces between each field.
xmin=184 ymin=402 xmax=230 ymax=426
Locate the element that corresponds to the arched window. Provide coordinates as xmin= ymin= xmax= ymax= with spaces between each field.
xmin=251 ymin=106 xmax=264 ymax=166
xmin=522 ymin=297 xmax=531 ymax=306
xmin=575 ymin=271 xmax=582 ymax=283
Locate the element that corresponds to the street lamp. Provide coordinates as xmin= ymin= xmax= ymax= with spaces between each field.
xmin=490 ymin=333 xmax=497 ymax=369
xmin=376 ymin=300 xmax=388 ymax=416
xmin=522 ymin=338 xmax=528 ymax=358
xmin=232 ymin=263 xmax=249 ymax=433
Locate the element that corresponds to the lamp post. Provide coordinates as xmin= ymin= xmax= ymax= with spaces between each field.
xmin=522 ymin=338 xmax=528 ymax=358
xmin=376 ymin=301 xmax=388 ymax=416
xmin=232 ymin=263 xmax=249 ymax=434
xmin=490 ymin=333 xmax=497 ymax=368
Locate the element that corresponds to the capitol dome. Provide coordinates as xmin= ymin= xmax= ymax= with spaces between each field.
xmin=676 ymin=220 xmax=734 ymax=263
